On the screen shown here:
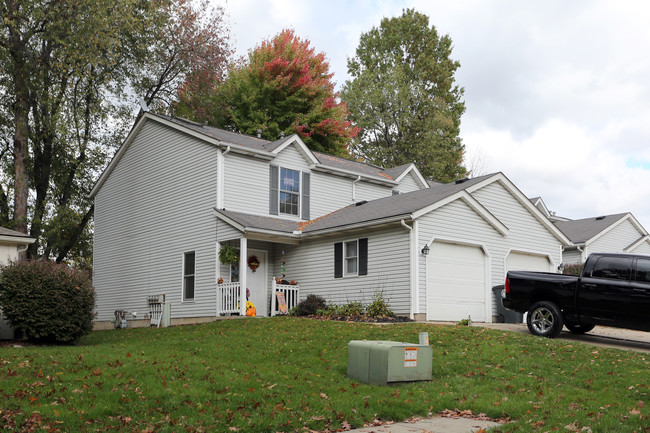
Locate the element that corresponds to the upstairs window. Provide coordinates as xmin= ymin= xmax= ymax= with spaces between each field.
xmin=345 ymin=240 xmax=358 ymax=276
xmin=279 ymin=168 xmax=300 ymax=216
xmin=270 ymin=165 xmax=310 ymax=219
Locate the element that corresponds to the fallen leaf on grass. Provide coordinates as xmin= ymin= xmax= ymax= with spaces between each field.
xmin=320 ymin=393 xmax=328 ymax=399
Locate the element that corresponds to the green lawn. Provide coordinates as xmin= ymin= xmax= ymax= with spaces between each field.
xmin=0 ymin=317 xmax=648 ymax=432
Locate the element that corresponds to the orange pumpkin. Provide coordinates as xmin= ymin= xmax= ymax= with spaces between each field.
xmin=246 ymin=307 xmax=256 ymax=317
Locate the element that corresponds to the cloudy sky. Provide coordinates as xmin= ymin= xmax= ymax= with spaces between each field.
xmin=214 ymin=0 xmax=650 ymax=229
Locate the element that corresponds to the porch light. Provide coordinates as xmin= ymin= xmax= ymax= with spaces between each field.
xmin=421 ymin=244 xmax=430 ymax=256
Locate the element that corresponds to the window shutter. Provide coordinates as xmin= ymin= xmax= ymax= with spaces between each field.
xmin=359 ymin=238 xmax=368 ymax=276
xmin=302 ymin=172 xmax=310 ymax=220
xmin=334 ymin=242 xmax=343 ymax=278
xmin=269 ymin=164 xmax=279 ymax=215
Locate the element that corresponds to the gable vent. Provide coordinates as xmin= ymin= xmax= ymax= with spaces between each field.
xmin=595 ymin=216 xmax=606 ymax=220
xmin=355 ymin=200 xmax=368 ymax=207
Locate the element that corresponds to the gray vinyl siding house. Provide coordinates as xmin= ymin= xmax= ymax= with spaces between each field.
xmin=91 ymin=112 xmax=570 ymax=328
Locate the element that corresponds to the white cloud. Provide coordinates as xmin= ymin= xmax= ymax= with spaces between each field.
xmin=213 ymin=0 xmax=650 ymax=230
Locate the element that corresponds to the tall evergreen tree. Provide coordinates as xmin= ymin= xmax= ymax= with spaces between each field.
xmin=341 ymin=9 xmax=466 ymax=181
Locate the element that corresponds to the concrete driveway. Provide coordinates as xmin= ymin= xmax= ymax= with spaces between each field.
xmin=475 ymin=323 xmax=650 ymax=353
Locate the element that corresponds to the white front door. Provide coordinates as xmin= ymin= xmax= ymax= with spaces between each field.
xmin=246 ymin=249 xmax=268 ymax=316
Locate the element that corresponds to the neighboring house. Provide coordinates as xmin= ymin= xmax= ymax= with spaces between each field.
xmin=555 ymin=213 xmax=650 ymax=265
xmin=0 ymin=227 xmax=36 ymax=339
xmin=91 ymin=112 xmax=569 ymax=328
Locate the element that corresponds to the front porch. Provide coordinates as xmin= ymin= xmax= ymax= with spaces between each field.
xmin=217 ymin=279 xmax=300 ymax=316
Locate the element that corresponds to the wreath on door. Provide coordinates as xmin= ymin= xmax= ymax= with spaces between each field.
xmin=248 ymin=255 xmax=260 ymax=272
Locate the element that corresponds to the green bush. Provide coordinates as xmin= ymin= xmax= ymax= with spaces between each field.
xmin=365 ymin=291 xmax=394 ymax=318
xmin=0 ymin=260 xmax=95 ymax=343
xmin=339 ymin=300 xmax=364 ymax=316
xmin=562 ymin=263 xmax=584 ymax=276
xmin=293 ymin=294 xmax=327 ymax=316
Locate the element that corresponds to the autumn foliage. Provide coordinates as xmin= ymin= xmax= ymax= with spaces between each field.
xmin=176 ymin=29 xmax=358 ymax=157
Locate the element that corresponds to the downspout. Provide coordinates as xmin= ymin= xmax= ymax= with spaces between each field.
xmin=217 ymin=146 xmax=231 ymax=209
xmin=401 ymin=220 xmax=416 ymax=320
xmin=352 ymin=175 xmax=361 ymax=202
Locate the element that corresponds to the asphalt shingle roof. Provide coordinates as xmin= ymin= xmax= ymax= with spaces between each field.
xmin=215 ymin=174 xmax=495 ymax=235
xmin=0 ymin=227 xmax=31 ymax=238
xmin=554 ymin=213 xmax=629 ymax=244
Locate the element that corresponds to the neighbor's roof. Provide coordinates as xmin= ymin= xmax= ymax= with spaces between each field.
xmin=555 ymin=213 xmax=629 ymax=244
xmin=0 ymin=227 xmax=32 ymax=238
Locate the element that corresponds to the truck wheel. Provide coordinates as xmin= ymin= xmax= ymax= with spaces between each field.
xmin=527 ymin=301 xmax=564 ymax=338
xmin=565 ymin=322 xmax=595 ymax=334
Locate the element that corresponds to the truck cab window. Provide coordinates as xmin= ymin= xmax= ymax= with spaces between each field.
xmin=591 ymin=256 xmax=631 ymax=280
xmin=635 ymin=258 xmax=650 ymax=283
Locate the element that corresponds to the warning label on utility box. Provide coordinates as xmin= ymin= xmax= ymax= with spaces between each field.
xmin=404 ymin=347 xmax=418 ymax=367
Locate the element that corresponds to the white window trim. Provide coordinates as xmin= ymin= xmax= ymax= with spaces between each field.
xmin=278 ymin=166 xmax=301 ymax=218
xmin=343 ymin=239 xmax=359 ymax=278
xmin=182 ymin=251 xmax=196 ymax=302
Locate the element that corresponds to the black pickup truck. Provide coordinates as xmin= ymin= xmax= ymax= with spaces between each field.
xmin=502 ymin=253 xmax=650 ymax=338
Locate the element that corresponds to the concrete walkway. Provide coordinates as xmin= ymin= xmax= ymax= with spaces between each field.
xmin=346 ymin=416 xmax=501 ymax=433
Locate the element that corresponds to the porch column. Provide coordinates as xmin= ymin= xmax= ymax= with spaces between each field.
xmin=239 ymin=237 xmax=247 ymax=316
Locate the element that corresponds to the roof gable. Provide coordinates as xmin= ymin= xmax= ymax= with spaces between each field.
xmin=464 ymin=173 xmax=572 ymax=245
xmin=269 ymin=134 xmax=319 ymax=166
xmin=388 ymin=163 xmax=429 ymax=190
xmin=556 ymin=213 xmax=646 ymax=245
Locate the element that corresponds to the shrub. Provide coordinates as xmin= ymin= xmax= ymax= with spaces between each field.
xmin=365 ymin=291 xmax=394 ymax=318
xmin=562 ymin=263 xmax=584 ymax=276
xmin=339 ymin=300 xmax=364 ymax=316
xmin=0 ymin=260 xmax=95 ymax=343
xmin=293 ymin=294 xmax=327 ymax=316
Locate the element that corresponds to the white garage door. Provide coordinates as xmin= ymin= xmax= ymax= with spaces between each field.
xmin=427 ymin=242 xmax=486 ymax=322
xmin=506 ymin=252 xmax=551 ymax=272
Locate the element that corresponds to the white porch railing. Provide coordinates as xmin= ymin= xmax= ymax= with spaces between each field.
xmin=216 ymin=279 xmax=300 ymax=316
xmin=271 ymin=280 xmax=300 ymax=316
xmin=217 ymin=282 xmax=241 ymax=315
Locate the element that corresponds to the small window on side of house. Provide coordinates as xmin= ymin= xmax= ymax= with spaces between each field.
xmin=345 ymin=240 xmax=358 ymax=276
xmin=183 ymin=251 xmax=195 ymax=301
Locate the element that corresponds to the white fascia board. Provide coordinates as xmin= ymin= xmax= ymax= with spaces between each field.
xmin=412 ymin=190 xmax=508 ymax=236
xmin=0 ymin=235 xmax=36 ymax=245
xmin=309 ymin=164 xmax=398 ymax=186
xmin=465 ymin=173 xmax=572 ymax=245
xmin=587 ymin=213 xmax=648 ymax=245
xmin=212 ymin=209 xmax=301 ymax=243
xmin=531 ymin=197 xmax=551 ymax=217
xmin=394 ymin=164 xmax=430 ymax=189
xmin=302 ymin=214 xmax=412 ymax=237
xmin=624 ymin=234 xmax=650 ymax=252
xmin=271 ymin=134 xmax=320 ymax=165
xmin=213 ymin=209 xmax=247 ymax=233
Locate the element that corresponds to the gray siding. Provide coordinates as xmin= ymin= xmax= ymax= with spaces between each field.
xmin=355 ymin=182 xmax=393 ymax=202
xmin=587 ymin=219 xmax=642 ymax=255
xmin=223 ymin=153 xmax=269 ymax=215
xmin=311 ymin=172 xmax=355 ymax=217
xmin=93 ymin=121 xmax=219 ymax=321
xmin=562 ymin=248 xmax=584 ymax=265
xmin=630 ymin=240 xmax=650 ymax=255
xmin=396 ymin=171 xmax=423 ymax=193
xmin=276 ymin=227 xmax=412 ymax=315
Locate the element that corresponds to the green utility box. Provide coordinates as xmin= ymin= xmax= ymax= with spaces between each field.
xmin=347 ymin=340 xmax=433 ymax=385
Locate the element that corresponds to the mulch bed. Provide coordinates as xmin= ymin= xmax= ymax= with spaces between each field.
xmin=308 ymin=315 xmax=413 ymax=323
